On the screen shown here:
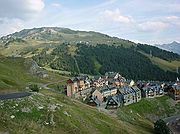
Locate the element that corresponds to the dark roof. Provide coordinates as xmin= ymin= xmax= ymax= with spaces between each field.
xmin=89 ymin=96 xmax=101 ymax=105
xmin=172 ymin=84 xmax=180 ymax=90
xmin=100 ymin=85 xmax=117 ymax=93
xmin=142 ymin=85 xmax=163 ymax=92
xmin=107 ymin=94 xmax=123 ymax=105
xmin=119 ymin=86 xmax=135 ymax=95
xmin=105 ymin=72 xmax=120 ymax=79
xmin=131 ymin=86 xmax=141 ymax=92
xmin=93 ymin=75 xmax=102 ymax=81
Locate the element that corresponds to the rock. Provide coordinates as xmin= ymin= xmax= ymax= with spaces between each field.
xmin=56 ymin=103 xmax=63 ymax=107
xmin=10 ymin=115 xmax=15 ymax=119
xmin=45 ymin=122 xmax=49 ymax=125
xmin=50 ymin=113 xmax=55 ymax=125
xmin=63 ymin=111 xmax=71 ymax=117
xmin=38 ymin=106 xmax=44 ymax=110
xmin=21 ymin=107 xmax=31 ymax=113
xmin=48 ymin=104 xmax=57 ymax=112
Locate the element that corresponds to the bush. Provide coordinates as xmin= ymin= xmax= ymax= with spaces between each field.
xmin=29 ymin=84 xmax=39 ymax=92
xmin=154 ymin=119 xmax=170 ymax=134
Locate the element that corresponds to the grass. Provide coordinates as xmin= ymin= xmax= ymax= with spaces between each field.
xmin=117 ymin=96 xmax=180 ymax=134
xmin=0 ymin=57 xmax=179 ymax=134
xmin=47 ymin=81 xmax=67 ymax=93
xmin=0 ymin=57 xmax=67 ymax=93
xmin=0 ymin=89 xmax=149 ymax=134
xmin=118 ymin=96 xmax=180 ymax=123
xmin=0 ymin=57 xmax=40 ymax=92
xmin=94 ymin=59 xmax=102 ymax=73
xmin=140 ymin=51 xmax=180 ymax=72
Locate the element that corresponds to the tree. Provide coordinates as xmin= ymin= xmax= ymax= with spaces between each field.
xmin=154 ymin=119 xmax=170 ymax=134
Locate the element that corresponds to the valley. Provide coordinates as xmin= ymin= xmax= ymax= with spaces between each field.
xmin=0 ymin=27 xmax=179 ymax=134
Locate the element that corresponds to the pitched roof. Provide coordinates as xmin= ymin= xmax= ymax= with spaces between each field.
xmin=89 ymin=96 xmax=101 ymax=105
xmin=93 ymin=75 xmax=102 ymax=81
xmin=119 ymin=86 xmax=135 ymax=95
xmin=105 ymin=72 xmax=120 ymax=79
xmin=131 ymin=86 xmax=141 ymax=92
xmin=107 ymin=94 xmax=123 ymax=105
xmin=100 ymin=85 xmax=117 ymax=93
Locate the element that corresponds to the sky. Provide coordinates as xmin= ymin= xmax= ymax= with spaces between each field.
xmin=0 ymin=0 xmax=180 ymax=44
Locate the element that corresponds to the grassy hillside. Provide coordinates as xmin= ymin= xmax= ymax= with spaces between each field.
xmin=0 ymin=57 xmax=153 ymax=134
xmin=118 ymin=96 xmax=180 ymax=122
xmin=0 ymin=89 xmax=154 ymax=134
xmin=117 ymin=96 xmax=180 ymax=134
xmin=142 ymin=52 xmax=180 ymax=72
xmin=0 ymin=89 xmax=179 ymax=134
xmin=0 ymin=56 xmax=67 ymax=93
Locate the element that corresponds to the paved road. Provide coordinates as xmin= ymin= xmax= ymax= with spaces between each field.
xmin=163 ymin=115 xmax=180 ymax=134
xmin=163 ymin=115 xmax=180 ymax=123
xmin=0 ymin=80 xmax=66 ymax=100
xmin=0 ymin=92 xmax=31 ymax=100
xmin=40 ymin=79 xmax=66 ymax=93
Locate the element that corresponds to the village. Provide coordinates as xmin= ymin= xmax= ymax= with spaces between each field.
xmin=66 ymin=72 xmax=180 ymax=109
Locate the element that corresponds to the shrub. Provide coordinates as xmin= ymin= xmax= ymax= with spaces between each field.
xmin=154 ymin=119 xmax=170 ymax=134
xmin=29 ymin=84 xmax=39 ymax=92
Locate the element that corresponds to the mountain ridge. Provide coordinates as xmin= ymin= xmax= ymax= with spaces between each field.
xmin=0 ymin=27 xmax=180 ymax=81
xmin=156 ymin=41 xmax=180 ymax=55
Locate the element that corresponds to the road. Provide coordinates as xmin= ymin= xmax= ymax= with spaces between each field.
xmin=0 ymin=92 xmax=31 ymax=100
xmin=39 ymin=79 xmax=67 ymax=93
xmin=0 ymin=80 xmax=66 ymax=100
xmin=163 ymin=115 xmax=180 ymax=134
xmin=163 ymin=115 xmax=180 ymax=123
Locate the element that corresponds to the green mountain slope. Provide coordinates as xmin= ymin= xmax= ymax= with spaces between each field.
xmin=0 ymin=56 xmax=67 ymax=93
xmin=0 ymin=89 xmax=156 ymax=134
xmin=0 ymin=27 xmax=180 ymax=81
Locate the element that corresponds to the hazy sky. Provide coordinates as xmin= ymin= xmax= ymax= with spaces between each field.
xmin=0 ymin=0 xmax=180 ymax=44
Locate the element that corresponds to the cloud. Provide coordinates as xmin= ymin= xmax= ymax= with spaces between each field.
xmin=0 ymin=18 xmax=24 ymax=36
xmin=0 ymin=0 xmax=45 ymax=20
xmin=102 ymin=9 xmax=133 ymax=24
xmin=138 ymin=21 xmax=169 ymax=32
xmin=51 ymin=3 xmax=62 ymax=8
xmin=164 ymin=16 xmax=180 ymax=26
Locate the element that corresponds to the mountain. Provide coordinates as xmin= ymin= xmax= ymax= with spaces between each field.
xmin=0 ymin=27 xmax=180 ymax=81
xmin=156 ymin=41 xmax=180 ymax=55
xmin=0 ymin=27 xmax=180 ymax=134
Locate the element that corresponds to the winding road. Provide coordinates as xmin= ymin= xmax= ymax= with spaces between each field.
xmin=0 ymin=80 xmax=67 ymax=100
xmin=39 ymin=79 xmax=67 ymax=93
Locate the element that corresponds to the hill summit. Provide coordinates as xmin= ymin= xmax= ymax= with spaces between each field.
xmin=0 ymin=27 xmax=180 ymax=81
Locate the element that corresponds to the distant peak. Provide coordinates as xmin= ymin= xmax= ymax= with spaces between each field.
xmin=171 ymin=41 xmax=179 ymax=44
